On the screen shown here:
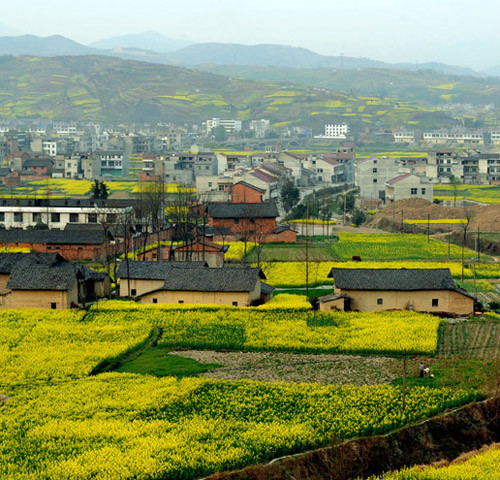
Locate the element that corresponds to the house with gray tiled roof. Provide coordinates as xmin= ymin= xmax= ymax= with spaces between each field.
xmin=319 ymin=268 xmax=474 ymax=315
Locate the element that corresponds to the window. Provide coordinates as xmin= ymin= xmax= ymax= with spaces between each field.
xmin=410 ymin=188 xmax=418 ymax=195
xmin=131 ymin=289 xmax=136 ymax=296
xmin=33 ymin=212 xmax=42 ymax=222
xmin=178 ymin=300 xmax=184 ymax=304
xmin=373 ymin=179 xmax=377 ymax=183
xmin=373 ymin=160 xmax=377 ymax=164
xmin=432 ymin=298 xmax=439 ymax=307
xmin=51 ymin=212 xmax=60 ymax=223
xmin=69 ymin=213 xmax=79 ymax=223
xmin=0 ymin=212 xmax=4 ymax=222
xmin=152 ymin=298 xmax=158 ymax=304
xmin=232 ymin=301 xmax=238 ymax=306
xmin=106 ymin=214 xmax=117 ymax=223
xmin=377 ymin=298 xmax=383 ymax=305
xmin=14 ymin=212 xmax=23 ymax=223
xmin=234 ymin=218 xmax=239 ymax=224
xmin=372 ymin=168 xmax=377 ymax=173
xmin=88 ymin=213 xmax=97 ymax=223
xmin=421 ymin=188 xmax=426 ymax=195
xmin=50 ymin=302 xmax=57 ymax=309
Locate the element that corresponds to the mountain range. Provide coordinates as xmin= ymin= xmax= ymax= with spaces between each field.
xmin=0 ymin=33 xmax=497 ymax=79
xmin=0 ymin=54 xmax=484 ymax=128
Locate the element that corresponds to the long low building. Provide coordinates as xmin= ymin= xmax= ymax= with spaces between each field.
xmin=0 ymin=197 xmax=133 ymax=230
xmin=320 ymin=268 xmax=474 ymax=316
xmin=117 ymin=260 xmax=267 ymax=306
xmin=0 ymin=229 xmax=111 ymax=260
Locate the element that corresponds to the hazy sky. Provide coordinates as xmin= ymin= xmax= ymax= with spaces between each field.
xmin=1 ymin=0 xmax=499 ymax=69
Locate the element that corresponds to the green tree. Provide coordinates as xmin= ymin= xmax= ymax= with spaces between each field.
xmin=352 ymin=209 xmax=366 ymax=226
xmin=211 ymin=125 xmax=228 ymax=142
xmin=90 ymin=180 xmax=109 ymax=200
xmin=280 ymin=180 xmax=300 ymax=213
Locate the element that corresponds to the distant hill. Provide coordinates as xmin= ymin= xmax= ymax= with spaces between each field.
xmin=0 ymin=54 xmax=479 ymax=129
xmin=0 ymin=35 xmax=102 ymax=56
xmin=168 ymin=43 xmax=483 ymax=78
xmin=90 ymin=31 xmax=192 ymax=53
xmin=168 ymin=43 xmax=387 ymax=69
xmin=199 ymin=64 xmax=500 ymax=107
xmin=0 ymin=35 xmax=487 ymax=80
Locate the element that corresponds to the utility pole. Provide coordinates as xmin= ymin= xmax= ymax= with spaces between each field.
xmin=402 ymin=349 xmax=407 ymax=414
xmin=400 ymin=210 xmax=404 ymax=233
xmin=448 ymin=227 xmax=451 ymax=261
xmin=343 ymin=194 xmax=346 ymax=226
xmin=305 ymin=201 xmax=310 ymax=301
xmin=477 ymin=227 xmax=480 ymax=263
xmin=427 ymin=214 xmax=430 ymax=243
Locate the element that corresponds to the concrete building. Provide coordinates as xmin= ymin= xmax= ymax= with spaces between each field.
xmin=393 ymin=129 xmax=415 ymax=143
xmin=385 ymin=173 xmax=433 ymax=203
xmin=355 ymin=157 xmax=399 ymax=204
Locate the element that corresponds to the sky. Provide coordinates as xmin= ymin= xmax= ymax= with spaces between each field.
xmin=1 ymin=0 xmax=499 ymax=70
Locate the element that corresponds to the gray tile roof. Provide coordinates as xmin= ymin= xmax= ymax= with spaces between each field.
xmin=159 ymin=267 xmax=262 ymax=293
xmin=207 ymin=202 xmax=279 ymax=219
xmin=116 ymin=260 xmax=208 ymax=280
xmin=328 ymin=268 xmax=457 ymax=291
xmin=0 ymin=230 xmax=107 ymax=245
xmin=0 ymin=252 xmax=65 ymax=274
xmin=7 ymin=262 xmax=78 ymax=291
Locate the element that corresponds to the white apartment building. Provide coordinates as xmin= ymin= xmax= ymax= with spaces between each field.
xmin=423 ymin=129 xmax=484 ymax=145
xmin=206 ymin=118 xmax=242 ymax=134
xmin=42 ymin=141 xmax=57 ymax=157
xmin=490 ymin=129 xmax=500 ymax=145
xmin=394 ymin=129 xmax=415 ymax=143
xmin=249 ymin=119 xmax=270 ymax=138
xmin=324 ymin=124 xmax=350 ymax=139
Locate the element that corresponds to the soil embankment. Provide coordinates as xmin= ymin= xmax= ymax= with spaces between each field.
xmin=205 ymin=397 xmax=500 ymax=480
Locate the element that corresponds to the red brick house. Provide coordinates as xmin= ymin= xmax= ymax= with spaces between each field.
xmin=205 ymin=181 xmax=297 ymax=243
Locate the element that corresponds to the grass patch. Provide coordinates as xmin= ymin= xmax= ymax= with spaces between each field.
xmin=392 ymin=357 xmax=497 ymax=395
xmin=116 ymin=347 xmax=221 ymax=377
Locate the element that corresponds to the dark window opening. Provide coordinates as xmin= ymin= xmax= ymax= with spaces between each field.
xmin=50 ymin=302 xmax=57 ymax=309
xmin=432 ymin=298 xmax=439 ymax=307
xmin=232 ymin=301 xmax=238 ymax=306
xmin=131 ymin=289 xmax=137 ymax=296
xmin=178 ymin=300 xmax=184 ymax=304
xmin=377 ymin=298 xmax=383 ymax=305
xmin=153 ymin=298 xmax=158 ymax=304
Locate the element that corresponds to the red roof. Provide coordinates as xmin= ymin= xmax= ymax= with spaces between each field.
xmin=386 ymin=173 xmax=412 ymax=185
xmin=319 ymin=157 xmax=340 ymax=166
xmin=250 ymin=169 xmax=278 ymax=183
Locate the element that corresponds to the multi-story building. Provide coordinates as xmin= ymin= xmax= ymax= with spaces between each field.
xmin=355 ymin=157 xmax=399 ymax=203
xmin=423 ymin=128 xmax=484 ymax=145
xmin=206 ymin=118 xmax=242 ymax=134
xmin=393 ymin=129 xmax=415 ymax=143
xmin=249 ymin=119 xmax=270 ymax=138
xmin=0 ymin=198 xmax=133 ymax=230
xmin=385 ymin=173 xmax=433 ymax=203
xmin=323 ymin=124 xmax=350 ymax=139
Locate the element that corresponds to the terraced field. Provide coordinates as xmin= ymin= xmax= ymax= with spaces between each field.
xmin=437 ymin=319 xmax=500 ymax=358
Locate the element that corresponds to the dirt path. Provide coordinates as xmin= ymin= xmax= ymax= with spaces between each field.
xmin=172 ymin=350 xmax=400 ymax=385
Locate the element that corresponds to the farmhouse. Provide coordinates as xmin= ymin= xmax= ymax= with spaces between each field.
xmin=116 ymin=260 xmax=208 ymax=298
xmin=0 ymin=252 xmax=109 ymax=309
xmin=117 ymin=260 xmax=267 ymax=306
xmin=137 ymin=267 xmax=265 ymax=307
xmin=320 ymin=268 xmax=474 ymax=316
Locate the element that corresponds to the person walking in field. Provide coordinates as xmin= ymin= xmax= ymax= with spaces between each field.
xmin=419 ymin=363 xmax=425 ymax=378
